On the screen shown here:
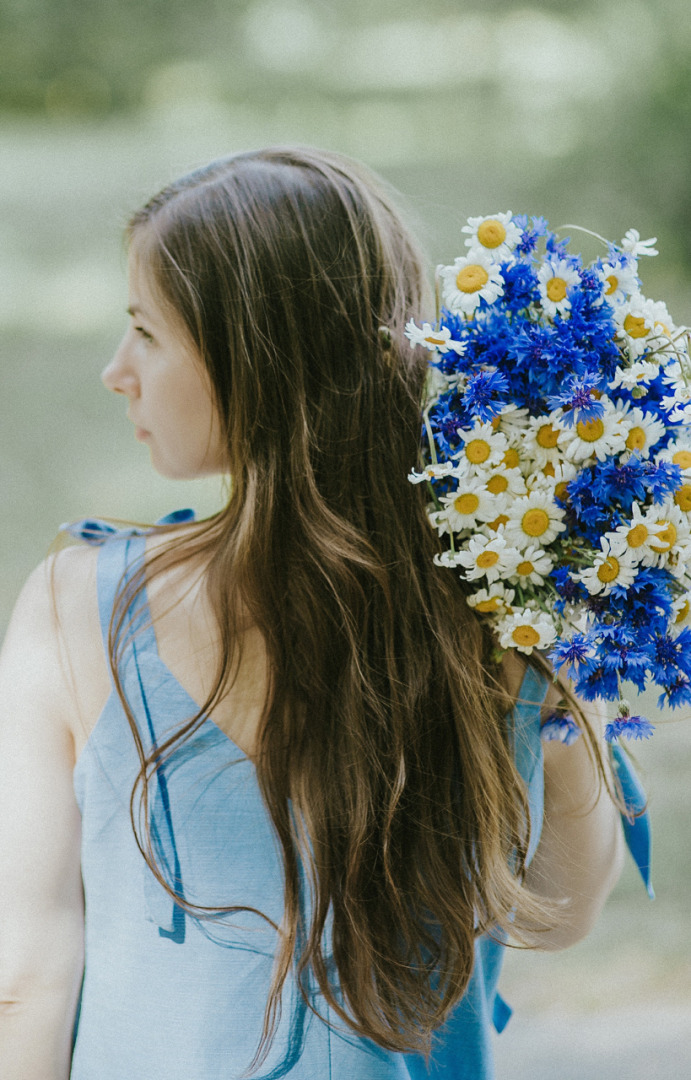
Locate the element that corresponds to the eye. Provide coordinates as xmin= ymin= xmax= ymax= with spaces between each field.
xmin=134 ymin=325 xmax=154 ymax=343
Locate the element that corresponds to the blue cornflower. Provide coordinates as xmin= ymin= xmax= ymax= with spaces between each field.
xmin=609 ymin=566 xmax=674 ymax=636
xmin=541 ymin=714 xmax=582 ymax=745
xmin=649 ymin=628 xmax=691 ymax=684
xmin=578 ymin=267 xmax=603 ymax=294
xmin=595 ymin=628 xmax=652 ymax=691
xmin=574 ymin=660 xmax=619 ymax=701
xmin=642 ymin=459 xmax=683 ymax=503
xmin=428 ymin=398 xmax=467 ymax=456
xmin=464 ymin=368 xmax=509 ymax=422
xmin=605 ymin=713 xmax=655 ymax=742
xmin=592 ymin=455 xmax=648 ymax=512
xmin=567 ymin=468 xmax=614 ymax=538
xmin=550 ymin=566 xmax=589 ymax=613
xmin=659 ymin=675 xmax=691 ymax=709
xmin=549 ymin=632 xmax=593 ymax=677
xmin=510 ymin=323 xmax=562 ymax=373
xmin=500 ymin=260 xmax=540 ymax=312
xmin=548 ymin=375 xmax=605 ymax=427
xmin=545 ymin=232 xmax=571 ymax=260
xmin=513 ymin=215 xmax=548 ymax=256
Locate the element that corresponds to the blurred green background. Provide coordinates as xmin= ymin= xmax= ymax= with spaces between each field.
xmin=1 ymin=0 xmax=690 ymax=1074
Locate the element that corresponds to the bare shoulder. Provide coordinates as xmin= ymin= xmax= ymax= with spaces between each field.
xmin=1 ymin=544 xmax=109 ymax=760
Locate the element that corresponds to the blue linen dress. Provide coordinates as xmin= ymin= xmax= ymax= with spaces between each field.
xmin=63 ymin=514 xmax=590 ymax=1079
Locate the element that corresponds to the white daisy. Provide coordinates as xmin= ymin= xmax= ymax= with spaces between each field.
xmin=558 ymin=398 xmax=629 ymax=463
xmin=408 ymin=461 xmax=456 ymax=484
xmin=432 ymin=547 xmax=468 ymax=569
xmin=457 ymin=421 xmax=508 ymax=472
xmin=438 ymin=253 xmax=504 ymax=316
xmin=404 ymin=320 xmax=466 ymax=356
xmin=497 ymin=608 xmax=558 ymax=655
xmin=520 ymin=410 xmax=567 ymax=471
xmin=527 ymin=460 xmax=578 ymax=504
xmin=467 ymin=582 xmax=515 ymax=615
xmin=454 ymin=531 xmax=522 ymax=584
xmin=644 ymin=504 xmax=691 ymax=575
xmin=607 ymin=503 xmax=667 ymax=563
xmin=597 ymin=257 xmax=639 ymax=305
xmin=608 ymin=501 xmax=669 ymax=561
xmin=462 ymin=212 xmax=522 ymax=261
xmin=504 ymin=489 xmax=566 ymax=551
xmin=537 ymin=259 xmax=581 ymax=319
xmin=615 ymin=294 xmax=675 ymax=359
xmin=578 ymin=538 xmax=639 ymax=596
xmin=656 ymin=438 xmax=691 ymax=475
xmin=499 ymin=444 xmax=524 ymax=474
xmin=671 ymin=591 xmax=691 ymax=636
xmin=481 ymin=464 xmax=527 ymax=505
xmin=662 ymin=394 xmax=691 ymax=424
xmin=439 ymin=476 xmax=497 ymax=531
xmin=620 ymin=229 xmax=658 ymax=258
xmin=613 ymin=401 xmax=666 ymax=458
xmin=610 ymin=359 xmax=661 ymax=392
xmin=508 ymin=546 xmax=554 ymax=587
xmin=495 ymin=404 xmax=530 ymax=441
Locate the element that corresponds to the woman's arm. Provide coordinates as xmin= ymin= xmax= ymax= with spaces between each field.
xmin=0 ymin=556 xmax=86 ymax=1080
xmin=520 ymin=687 xmax=626 ymax=950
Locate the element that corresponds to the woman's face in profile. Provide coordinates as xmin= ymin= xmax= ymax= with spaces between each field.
xmin=101 ymin=249 xmax=227 ymax=480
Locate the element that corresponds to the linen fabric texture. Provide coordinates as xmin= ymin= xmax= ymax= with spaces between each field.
xmin=67 ymin=518 xmax=556 ymax=1079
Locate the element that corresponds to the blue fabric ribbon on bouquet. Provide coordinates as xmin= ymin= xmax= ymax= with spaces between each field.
xmin=611 ymin=744 xmax=654 ymax=899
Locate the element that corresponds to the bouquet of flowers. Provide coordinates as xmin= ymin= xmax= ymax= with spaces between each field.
xmin=406 ymin=212 xmax=691 ymax=743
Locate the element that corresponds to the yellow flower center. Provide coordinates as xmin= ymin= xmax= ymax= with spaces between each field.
xmin=487 ymin=474 xmax=508 ymax=494
xmin=624 ymin=313 xmax=649 ymax=339
xmin=516 ymin=560 xmax=535 ymax=576
xmin=674 ymin=484 xmax=691 ymax=512
xmin=627 ymin=523 xmax=649 ymax=548
xmin=605 ymin=274 xmax=619 ymax=296
xmin=626 ymin=426 xmax=647 ymax=451
xmin=546 ymin=277 xmax=568 ymax=303
xmin=673 ymin=450 xmax=691 ymax=470
xmin=476 ymin=549 xmax=500 ymax=568
xmin=576 ymin=417 xmax=605 ymax=443
xmin=522 ymin=508 xmax=550 ymax=537
xmin=486 ymin=514 xmax=509 ymax=531
xmin=465 ymin=438 xmax=491 ymax=464
xmin=454 ymin=492 xmax=480 ymax=515
xmin=477 ymin=219 xmax=507 ymax=249
xmin=597 ymin=556 xmax=620 ymax=583
xmin=474 ymin=597 xmax=501 ymax=613
xmin=512 ymin=625 xmax=540 ymax=647
xmin=650 ymin=520 xmax=677 ymax=552
xmin=675 ymin=600 xmax=690 ymax=624
xmin=424 ymin=335 xmax=447 ymax=347
xmin=456 ymin=264 xmax=490 ymax=293
xmin=502 ymin=448 xmax=520 ymax=469
xmin=554 ymin=481 xmax=569 ymax=501
xmin=536 ymin=423 xmax=560 ymax=448
xmin=543 ymin=462 xmax=556 ymax=477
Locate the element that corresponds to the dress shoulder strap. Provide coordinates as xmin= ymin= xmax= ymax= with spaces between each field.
xmin=59 ymin=509 xmax=196 ymax=658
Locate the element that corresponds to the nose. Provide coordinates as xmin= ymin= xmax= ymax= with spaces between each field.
xmin=102 ymin=336 xmax=139 ymax=397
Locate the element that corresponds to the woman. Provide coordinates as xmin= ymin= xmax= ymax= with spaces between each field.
xmin=0 ymin=147 xmax=625 ymax=1079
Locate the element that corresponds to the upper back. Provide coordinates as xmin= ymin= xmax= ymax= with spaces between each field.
xmin=55 ymin=521 xmax=268 ymax=765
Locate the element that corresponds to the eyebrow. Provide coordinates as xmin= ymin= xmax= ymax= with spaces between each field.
xmin=127 ymin=304 xmax=151 ymax=319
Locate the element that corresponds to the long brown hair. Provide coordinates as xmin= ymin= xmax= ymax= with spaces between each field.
xmin=107 ymin=147 xmax=595 ymax=1067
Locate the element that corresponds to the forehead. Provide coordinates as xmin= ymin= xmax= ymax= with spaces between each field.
xmin=127 ymin=245 xmax=162 ymax=314
xmin=126 ymin=240 xmax=189 ymax=341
